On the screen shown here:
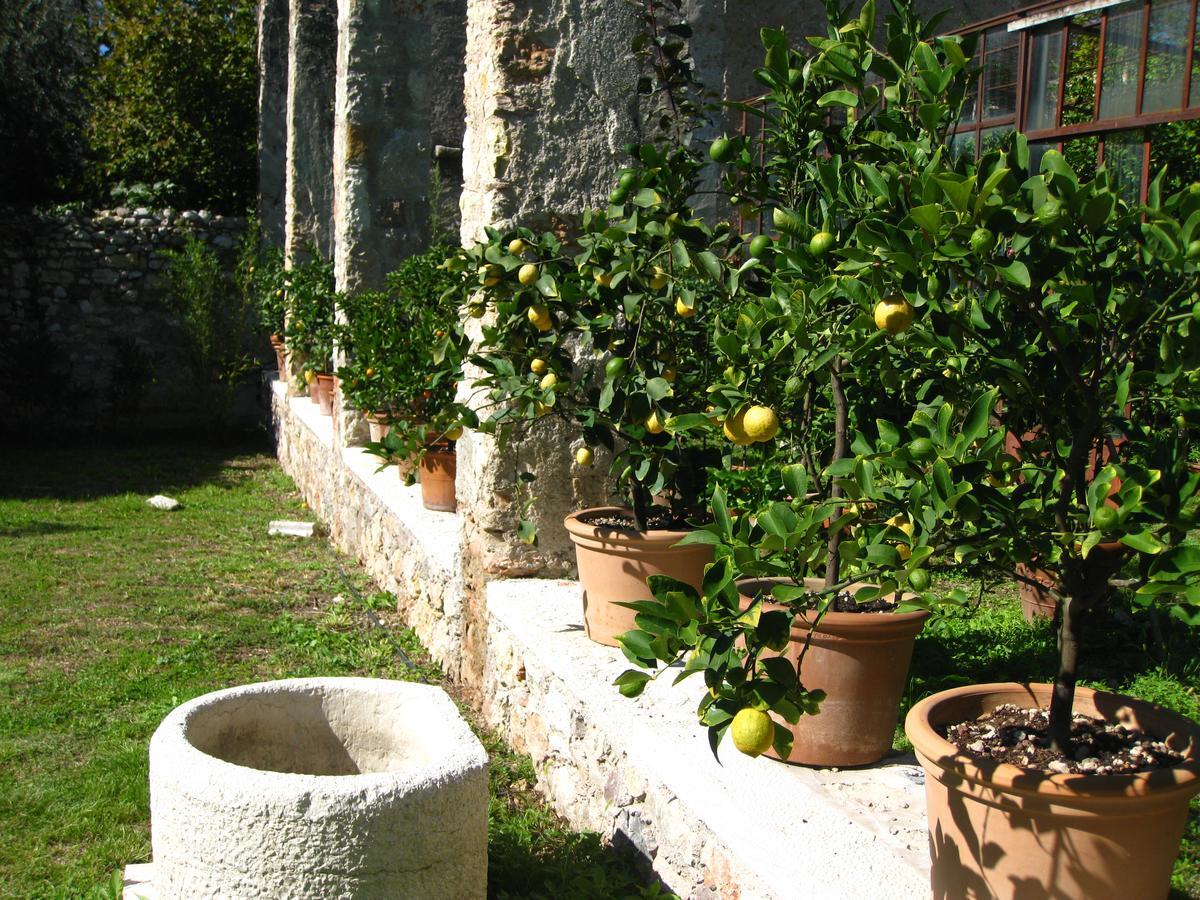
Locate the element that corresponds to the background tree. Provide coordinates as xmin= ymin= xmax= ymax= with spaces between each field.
xmin=0 ymin=0 xmax=94 ymax=206
xmin=86 ymin=0 xmax=257 ymax=211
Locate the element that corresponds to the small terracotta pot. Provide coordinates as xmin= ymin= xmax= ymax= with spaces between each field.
xmin=563 ymin=507 xmax=713 ymax=647
xmin=905 ymin=682 xmax=1200 ymax=900
xmin=314 ymin=374 xmax=334 ymax=416
xmin=737 ymin=577 xmax=928 ymax=767
xmin=419 ymin=446 xmax=456 ymax=512
xmin=307 ymin=377 xmax=320 ymax=404
xmin=365 ymin=411 xmax=391 ymax=443
xmin=1016 ymin=542 xmax=1125 ymax=623
xmin=269 ymin=337 xmax=287 ymax=382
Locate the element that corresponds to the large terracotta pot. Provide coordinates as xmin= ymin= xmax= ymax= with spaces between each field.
xmin=905 ymin=682 xmax=1200 ymax=900
xmin=269 ymin=336 xmax=287 ymax=382
xmin=307 ymin=377 xmax=320 ymax=404
xmin=419 ymin=446 xmax=456 ymax=512
xmin=314 ymin=374 xmax=334 ymax=416
xmin=563 ymin=507 xmax=713 ymax=647
xmin=738 ymin=577 xmax=928 ymax=767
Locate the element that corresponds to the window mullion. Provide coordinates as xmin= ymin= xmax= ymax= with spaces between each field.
xmin=1056 ymin=21 xmax=1070 ymax=127
xmin=1094 ymin=10 xmax=1109 ymax=120
xmin=1136 ymin=0 xmax=1152 ymax=116
xmin=1185 ymin=0 xmax=1199 ymax=106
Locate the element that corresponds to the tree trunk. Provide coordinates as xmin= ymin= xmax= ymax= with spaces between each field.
xmin=824 ymin=360 xmax=849 ymax=588
xmin=631 ymin=480 xmax=651 ymax=534
xmin=1048 ymin=592 xmax=1083 ymax=752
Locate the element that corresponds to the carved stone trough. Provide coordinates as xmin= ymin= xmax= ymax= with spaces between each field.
xmin=147 ymin=677 xmax=488 ymax=899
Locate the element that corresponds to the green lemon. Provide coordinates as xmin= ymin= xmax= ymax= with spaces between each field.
xmin=925 ymin=273 xmax=944 ymax=300
xmin=709 ymin=137 xmax=735 ymax=163
xmin=618 ymin=170 xmax=638 ymax=190
xmin=809 ymin=231 xmax=835 ymax=257
xmin=970 ymin=227 xmax=996 ymax=255
xmin=1187 ymin=239 xmax=1200 ymax=261
xmin=908 ymin=568 xmax=931 ymax=592
xmin=605 ymin=357 xmax=628 ymax=379
xmin=749 ymin=234 xmax=773 ymax=258
xmin=784 ymin=374 xmax=803 ymax=396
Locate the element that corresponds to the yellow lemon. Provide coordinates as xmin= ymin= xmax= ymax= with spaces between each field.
xmin=575 ymin=446 xmax=594 ymax=467
xmin=527 ymin=304 xmax=553 ymax=331
xmin=534 ymin=401 xmax=550 ymax=417
xmin=662 ymin=367 xmax=676 ymax=383
xmin=539 ymin=372 xmax=558 ymax=390
xmin=530 ymin=358 xmax=548 ymax=374
xmin=303 ymin=370 xmax=316 ymax=385
xmin=480 ymin=264 xmax=502 ymax=287
xmin=595 ymin=272 xmax=613 ymax=288
xmin=649 ymin=267 xmax=669 ymax=290
xmin=741 ymin=405 xmax=779 ymax=443
xmin=722 ymin=408 xmax=754 ymax=446
xmin=676 ymin=297 xmax=695 ymax=318
xmin=886 ymin=514 xmax=914 ymax=560
xmin=874 ymin=297 xmax=915 ymax=334
xmin=508 ymin=238 xmax=527 ymax=255
xmin=730 ymin=708 xmax=774 ymax=758
xmin=645 ymin=412 xmax=665 ymax=434
xmin=444 ymin=424 xmax=464 ymax=441
xmin=518 ymin=263 xmax=539 ymax=286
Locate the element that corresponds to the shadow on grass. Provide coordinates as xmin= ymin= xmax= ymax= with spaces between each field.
xmin=0 ymin=428 xmax=273 ymax=501
xmin=0 ymin=521 xmax=106 ymax=538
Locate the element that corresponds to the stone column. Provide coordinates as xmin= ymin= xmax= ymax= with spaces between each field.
xmin=257 ymin=0 xmax=289 ymax=249
xmin=456 ymin=0 xmax=645 ymax=591
xmin=284 ymin=0 xmax=337 ymax=266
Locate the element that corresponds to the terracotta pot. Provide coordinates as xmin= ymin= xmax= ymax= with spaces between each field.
xmin=269 ymin=337 xmax=287 ymax=382
xmin=307 ymin=378 xmax=320 ymax=404
xmin=365 ymin=411 xmax=391 ymax=443
xmin=1016 ymin=542 xmax=1125 ymax=623
xmin=315 ymin=374 xmax=334 ymax=416
xmin=905 ymin=682 xmax=1200 ymax=900
xmin=563 ymin=507 xmax=713 ymax=647
xmin=419 ymin=446 xmax=456 ymax=512
xmin=737 ymin=577 xmax=928 ymax=767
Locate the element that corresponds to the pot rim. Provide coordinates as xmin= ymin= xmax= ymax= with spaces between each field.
xmin=736 ymin=576 xmax=930 ymax=630
xmin=905 ymin=681 xmax=1200 ymax=799
xmin=564 ymin=506 xmax=698 ymax=546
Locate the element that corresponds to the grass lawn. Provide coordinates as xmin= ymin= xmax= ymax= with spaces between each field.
xmin=0 ymin=433 xmax=661 ymax=900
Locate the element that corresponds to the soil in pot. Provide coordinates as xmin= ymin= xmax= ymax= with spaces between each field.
xmin=419 ymin=445 xmax=456 ymax=512
xmin=738 ymin=577 xmax=928 ymax=767
xmin=905 ymin=682 xmax=1200 ymax=900
xmin=564 ymin=507 xmax=713 ymax=647
xmin=315 ymin=374 xmax=335 ymax=416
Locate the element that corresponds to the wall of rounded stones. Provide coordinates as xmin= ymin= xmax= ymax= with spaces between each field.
xmin=0 ymin=206 xmax=246 ymax=428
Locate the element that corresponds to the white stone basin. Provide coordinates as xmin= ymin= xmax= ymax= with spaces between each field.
xmin=149 ymin=677 xmax=488 ymax=899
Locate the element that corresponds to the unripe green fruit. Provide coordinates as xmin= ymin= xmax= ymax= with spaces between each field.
xmin=709 ymin=137 xmax=735 ymax=163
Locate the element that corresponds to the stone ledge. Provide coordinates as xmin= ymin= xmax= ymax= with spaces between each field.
xmin=483 ymin=578 xmax=930 ymax=900
xmin=278 ymin=381 xmax=334 ymax=450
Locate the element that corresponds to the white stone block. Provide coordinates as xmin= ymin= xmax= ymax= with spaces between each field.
xmin=149 ymin=677 xmax=488 ymax=899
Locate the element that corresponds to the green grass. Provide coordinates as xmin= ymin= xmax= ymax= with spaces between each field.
xmin=901 ymin=570 xmax=1200 ymax=898
xmin=0 ymin=434 xmax=661 ymax=900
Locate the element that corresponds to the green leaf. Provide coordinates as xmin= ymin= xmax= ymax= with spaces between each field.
xmin=695 ymin=250 xmax=724 ymax=281
xmin=909 ymin=204 xmax=943 ymax=233
xmin=1120 ymin=530 xmax=1167 ymax=554
xmin=646 ymin=377 xmax=674 ymax=401
xmin=999 ymin=261 xmax=1031 ymax=288
xmin=757 ymin=610 xmax=792 ymax=651
xmin=517 ymin=519 xmax=537 ymax=545
xmin=782 ymin=464 xmax=808 ymax=500
xmin=613 ymin=669 xmax=652 ymax=697
xmin=817 ymin=90 xmax=859 ymax=108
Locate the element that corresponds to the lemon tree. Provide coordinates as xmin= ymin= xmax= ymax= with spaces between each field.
xmin=280 ymin=247 xmax=337 ymax=382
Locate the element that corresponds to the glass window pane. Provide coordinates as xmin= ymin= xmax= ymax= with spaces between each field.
xmin=1027 ymin=28 xmax=1065 ymax=130
xmin=1064 ymin=133 xmax=1101 ymax=177
xmin=1029 ymin=140 xmax=1057 ymax=173
xmin=951 ymin=130 xmax=978 ymax=162
xmin=981 ymin=125 xmax=1015 ymax=156
xmin=961 ymin=62 xmax=980 ymax=125
xmin=1143 ymin=0 xmax=1191 ymax=112
xmin=1103 ymin=129 xmax=1145 ymax=201
xmin=1064 ymin=12 xmax=1103 ymax=125
xmin=1191 ymin=12 xmax=1200 ymax=106
xmin=1150 ymin=120 xmax=1200 ymax=193
xmin=984 ymin=27 xmax=1020 ymax=120
xmin=1099 ymin=2 xmax=1146 ymax=120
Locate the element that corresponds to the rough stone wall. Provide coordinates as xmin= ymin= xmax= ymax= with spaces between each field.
xmin=258 ymin=0 xmax=290 ymax=248
xmin=0 ymin=207 xmax=245 ymax=428
xmin=285 ymin=0 xmax=338 ymax=263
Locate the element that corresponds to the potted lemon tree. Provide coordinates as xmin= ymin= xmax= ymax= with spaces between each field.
xmin=617 ymin=2 xmax=1200 ymax=894
xmin=282 ymin=250 xmax=337 ymax=414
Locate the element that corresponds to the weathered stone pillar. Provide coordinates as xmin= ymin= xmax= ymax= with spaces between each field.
xmin=456 ymin=0 xmax=644 ymax=594
xmin=257 ymin=0 xmax=289 ymax=249
xmin=284 ymin=0 xmax=337 ymax=266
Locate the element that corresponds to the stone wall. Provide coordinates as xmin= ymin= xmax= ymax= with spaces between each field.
xmin=0 ymin=207 xmax=246 ymax=428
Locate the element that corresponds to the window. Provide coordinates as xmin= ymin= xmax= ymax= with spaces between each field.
xmin=951 ymin=0 xmax=1200 ymax=203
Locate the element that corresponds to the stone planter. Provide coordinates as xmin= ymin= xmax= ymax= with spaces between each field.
xmin=737 ymin=577 xmax=927 ymax=767
xmin=149 ymin=677 xmax=488 ymax=899
xmin=905 ymin=682 xmax=1200 ymax=899
xmin=563 ymin=506 xmax=713 ymax=647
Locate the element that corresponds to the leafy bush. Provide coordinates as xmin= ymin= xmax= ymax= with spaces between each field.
xmin=282 ymin=251 xmax=337 ymax=379
xmin=163 ymin=236 xmax=256 ymax=423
